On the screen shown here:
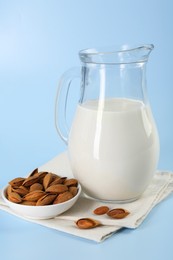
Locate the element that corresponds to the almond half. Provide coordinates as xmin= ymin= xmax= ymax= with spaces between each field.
xmin=76 ymin=218 xmax=101 ymax=229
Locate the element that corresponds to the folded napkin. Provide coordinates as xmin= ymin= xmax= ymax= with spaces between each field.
xmin=0 ymin=152 xmax=173 ymax=242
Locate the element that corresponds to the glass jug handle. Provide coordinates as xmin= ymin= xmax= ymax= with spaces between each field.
xmin=55 ymin=67 xmax=81 ymax=144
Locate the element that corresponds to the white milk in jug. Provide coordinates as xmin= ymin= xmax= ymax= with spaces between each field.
xmin=68 ymin=98 xmax=159 ymax=201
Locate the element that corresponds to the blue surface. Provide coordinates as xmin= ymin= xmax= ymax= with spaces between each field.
xmin=0 ymin=1 xmax=173 ymax=259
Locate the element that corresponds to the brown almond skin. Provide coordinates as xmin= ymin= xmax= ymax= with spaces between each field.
xmin=63 ymin=178 xmax=78 ymax=187
xmin=93 ymin=206 xmax=109 ymax=215
xmin=53 ymin=191 xmax=73 ymax=204
xmin=22 ymin=175 xmax=40 ymax=187
xmin=30 ymin=183 xmax=43 ymax=192
xmin=69 ymin=186 xmax=78 ymax=197
xmin=7 ymin=172 xmax=80 ymax=206
xmin=36 ymin=194 xmax=57 ymax=206
xmin=8 ymin=192 xmax=22 ymax=203
xmin=107 ymin=208 xmax=130 ymax=219
xmin=6 ymin=185 xmax=12 ymax=197
xmin=50 ymin=177 xmax=67 ymax=186
xmin=23 ymin=190 xmax=46 ymax=202
xmin=36 ymin=171 xmax=49 ymax=183
xmin=9 ymin=177 xmax=25 ymax=188
xmin=20 ymin=201 xmax=36 ymax=206
xmin=46 ymin=184 xmax=68 ymax=194
xmin=50 ymin=173 xmax=61 ymax=179
xmin=12 ymin=186 xmax=29 ymax=196
xmin=43 ymin=173 xmax=54 ymax=190
xmin=28 ymin=168 xmax=38 ymax=177
xmin=76 ymin=218 xmax=101 ymax=229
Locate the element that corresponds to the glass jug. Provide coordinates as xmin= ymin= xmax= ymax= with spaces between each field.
xmin=55 ymin=44 xmax=160 ymax=202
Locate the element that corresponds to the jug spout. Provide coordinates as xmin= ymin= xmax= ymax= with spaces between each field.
xmin=79 ymin=44 xmax=154 ymax=64
xmin=131 ymin=44 xmax=154 ymax=63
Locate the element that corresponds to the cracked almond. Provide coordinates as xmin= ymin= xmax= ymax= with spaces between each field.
xmin=53 ymin=191 xmax=73 ymax=204
xmin=46 ymin=184 xmax=68 ymax=194
xmin=8 ymin=192 xmax=22 ymax=203
xmin=50 ymin=177 xmax=67 ymax=186
xmin=76 ymin=218 xmax=101 ymax=229
xmin=23 ymin=175 xmax=40 ymax=187
xmin=23 ymin=190 xmax=45 ymax=202
xmin=36 ymin=171 xmax=48 ymax=179
xmin=69 ymin=186 xmax=78 ymax=196
xmin=9 ymin=177 xmax=25 ymax=188
xmin=28 ymin=168 xmax=38 ymax=177
xmin=12 ymin=186 xmax=29 ymax=196
xmin=63 ymin=178 xmax=78 ymax=187
xmin=36 ymin=194 xmax=57 ymax=206
xmin=43 ymin=173 xmax=54 ymax=190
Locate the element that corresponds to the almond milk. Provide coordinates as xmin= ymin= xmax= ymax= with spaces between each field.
xmin=68 ymin=98 xmax=159 ymax=201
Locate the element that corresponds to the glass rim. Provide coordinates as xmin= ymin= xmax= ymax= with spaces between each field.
xmin=79 ymin=44 xmax=154 ymax=64
xmin=79 ymin=44 xmax=154 ymax=56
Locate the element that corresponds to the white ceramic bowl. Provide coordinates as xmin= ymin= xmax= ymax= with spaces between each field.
xmin=1 ymin=184 xmax=81 ymax=219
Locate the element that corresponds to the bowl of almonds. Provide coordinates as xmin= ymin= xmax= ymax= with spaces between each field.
xmin=1 ymin=168 xmax=81 ymax=219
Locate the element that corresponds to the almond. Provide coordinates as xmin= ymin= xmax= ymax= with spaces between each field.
xmin=36 ymin=171 xmax=48 ymax=182
xmin=28 ymin=168 xmax=38 ymax=177
xmin=20 ymin=201 xmax=36 ymax=206
xmin=46 ymin=184 xmax=68 ymax=194
xmin=8 ymin=192 xmax=22 ymax=203
xmin=30 ymin=183 xmax=43 ymax=192
xmin=23 ymin=190 xmax=45 ymax=202
xmin=63 ymin=178 xmax=78 ymax=187
xmin=53 ymin=191 xmax=73 ymax=204
xmin=6 ymin=171 xmax=80 ymax=206
xmin=43 ymin=173 xmax=54 ymax=190
xmin=76 ymin=218 xmax=101 ymax=229
xmin=50 ymin=173 xmax=61 ymax=179
xmin=50 ymin=177 xmax=67 ymax=186
xmin=6 ymin=185 xmax=12 ymax=198
xmin=69 ymin=186 xmax=78 ymax=196
xmin=107 ymin=208 xmax=130 ymax=219
xmin=9 ymin=177 xmax=25 ymax=188
xmin=12 ymin=186 xmax=29 ymax=196
xmin=36 ymin=194 xmax=57 ymax=206
xmin=23 ymin=175 xmax=40 ymax=187
xmin=93 ymin=206 xmax=109 ymax=215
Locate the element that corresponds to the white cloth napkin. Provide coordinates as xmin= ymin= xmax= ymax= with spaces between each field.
xmin=0 ymin=152 xmax=173 ymax=242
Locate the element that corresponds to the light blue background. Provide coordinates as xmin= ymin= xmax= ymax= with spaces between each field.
xmin=0 ymin=1 xmax=173 ymax=259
